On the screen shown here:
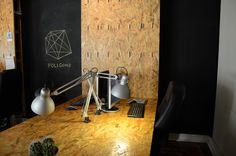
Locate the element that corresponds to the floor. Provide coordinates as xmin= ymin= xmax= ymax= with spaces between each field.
xmin=159 ymin=141 xmax=213 ymax=156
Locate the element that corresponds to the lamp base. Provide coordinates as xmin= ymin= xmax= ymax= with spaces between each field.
xmin=84 ymin=117 xmax=91 ymax=123
xmin=95 ymin=110 xmax=101 ymax=115
xmin=101 ymin=105 xmax=119 ymax=113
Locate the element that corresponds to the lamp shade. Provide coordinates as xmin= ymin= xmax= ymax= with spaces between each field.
xmin=111 ymin=74 xmax=130 ymax=99
xmin=31 ymin=88 xmax=55 ymax=115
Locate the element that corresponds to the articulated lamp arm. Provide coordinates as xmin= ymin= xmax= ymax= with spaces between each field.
xmin=50 ymin=69 xmax=97 ymax=96
xmin=31 ymin=67 xmax=102 ymax=123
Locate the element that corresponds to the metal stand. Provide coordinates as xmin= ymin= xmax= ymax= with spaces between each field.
xmin=82 ymin=76 xmax=102 ymax=122
xmin=51 ymin=68 xmax=102 ymax=123
xmin=101 ymin=105 xmax=119 ymax=113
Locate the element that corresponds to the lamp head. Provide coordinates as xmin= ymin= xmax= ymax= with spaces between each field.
xmin=31 ymin=88 xmax=55 ymax=115
xmin=111 ymin=74 xmax=130 ymax=99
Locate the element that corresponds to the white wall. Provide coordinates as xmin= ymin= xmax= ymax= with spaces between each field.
xmin=213 ymin=0 xmax=236 ymax=156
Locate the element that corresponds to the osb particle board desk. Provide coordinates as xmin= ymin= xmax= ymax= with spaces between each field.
xmin=0 ymin=97 xmax=157 ymax=156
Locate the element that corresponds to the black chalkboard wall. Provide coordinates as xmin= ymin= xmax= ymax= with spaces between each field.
xmin=158 ymin=0 xmax=220 ymax=135
xmin=22 ymin=0 xmax=81 ymax=116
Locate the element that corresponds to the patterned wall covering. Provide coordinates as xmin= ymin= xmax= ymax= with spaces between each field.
xmin=82 ymin=0 xmax=160 ymax=98
xmin=0 ymin=0 xmax=15 ymax=71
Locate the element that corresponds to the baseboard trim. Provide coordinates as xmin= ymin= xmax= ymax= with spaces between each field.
xmin=168 ymin=133 xmax=223 ymax=156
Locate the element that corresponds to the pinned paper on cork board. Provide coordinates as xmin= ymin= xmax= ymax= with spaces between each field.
xmin=5 ymin=55 xmax=15 ymax=70
xmin=7 ymin=32 xmax=13 ymax=42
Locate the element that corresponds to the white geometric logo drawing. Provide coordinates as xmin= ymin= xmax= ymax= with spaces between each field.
xmin=45 ymin=30 xmax=72 ymax=60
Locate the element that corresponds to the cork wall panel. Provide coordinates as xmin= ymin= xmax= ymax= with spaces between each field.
xmin=0 ymin=0 xmax=15 ymax=71
xmin=82 ymin=0 xmax=160 ymax=98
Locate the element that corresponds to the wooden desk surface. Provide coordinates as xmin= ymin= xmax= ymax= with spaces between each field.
xmin=0 ymin=98 xmax=157 ymax=156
